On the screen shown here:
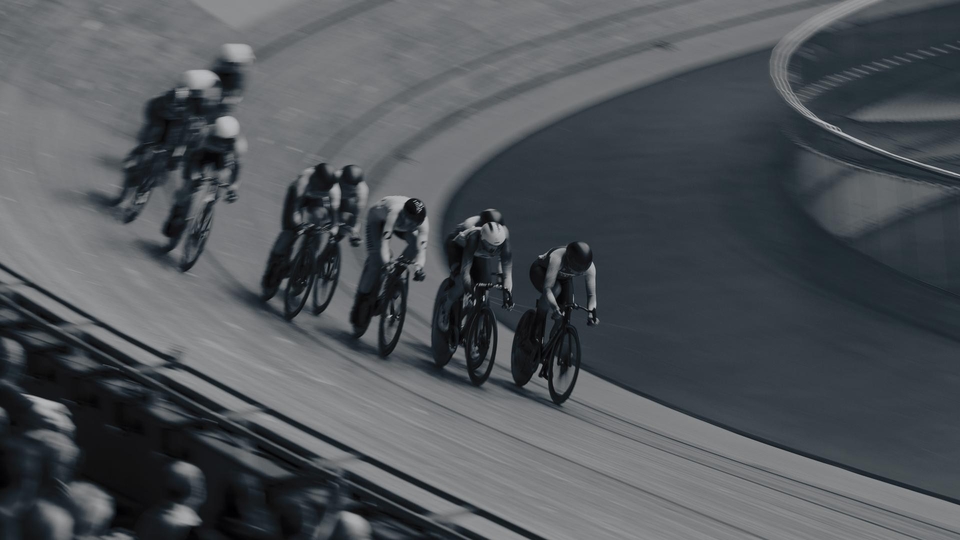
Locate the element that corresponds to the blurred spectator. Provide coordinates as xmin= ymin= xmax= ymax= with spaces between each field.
xmin=305 ymin=479 xmax=372 ymax=540
xmin=100 ymin=529 xmax=138 ymax=540
xmin=0 ymin=337 xmax=31 ymax=432
xmin=23 ymin=395 xmax=75 ymax=437
xmin=218 ymin=472 xmax=280 ymax=539
xmin=0 ymin=435 xmax=42 ymax=540
xmin=67 ymin=481 xmax=115 ymax=539
xmin=135 ymin=460 xmax=205 ymax=540
xmin=275 ymin=489 xmax=318 ymax=540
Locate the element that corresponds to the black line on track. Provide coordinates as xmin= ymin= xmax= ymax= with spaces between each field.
xmin=316 ymin=0 xmax=703 ymax=160
xmin=366 ymin=0 xmax=837 ymax=183
xmin=256 ymin=0 xmax=393 ymax=62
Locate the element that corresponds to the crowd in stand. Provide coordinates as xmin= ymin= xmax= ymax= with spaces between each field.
xmin=0 ymin=336 xmax=374 ymax=540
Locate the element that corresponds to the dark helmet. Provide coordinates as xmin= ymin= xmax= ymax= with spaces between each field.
xmin=339 ymin=165 xmax=364 ymax=186
xmin=478 ymin=208 xmax=504 ymax=226
xmin=402 ymin=198 xmax=426 ymax=226
xmin=564 ymin=242 xmax=593 ymax=273
xmin=308 ymin=163 xmax=337 ymax=193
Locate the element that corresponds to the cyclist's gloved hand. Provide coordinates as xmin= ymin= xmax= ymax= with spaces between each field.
xmin=551 ymin=308 xmax=564 ymax=321
xmin=413 ymin=269 xmax=426 ymax=282
xmin=587 ymin=309 xmax=599 ymax=327
xmin=502 ymin=290 xmax=514 ymax=310
xmin=226 ymin=188 xmax=239 ymax=203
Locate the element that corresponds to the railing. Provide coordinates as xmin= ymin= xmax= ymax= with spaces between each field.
xmin=0 ymin=259 xmax=543 ymax=540
xmin=770 ymin=0 xmax=960 ymax=293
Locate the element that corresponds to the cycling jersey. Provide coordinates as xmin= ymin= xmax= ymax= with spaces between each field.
xmin=453 ymin=226 xmax=513 ymax=292
xmin=357 ymin=196 xmax=429 ymax=294
xmin=531 ymin=246 xmax=597 ymax=313
xmin=338 ymin=181 xmax=369 ymax=231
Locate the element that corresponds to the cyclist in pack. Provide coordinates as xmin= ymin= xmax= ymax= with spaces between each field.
xmin=260 ymin=163 xmax=340 ymax=298
xmin=529 ymin=242 xmax=599 ymax=346
xmin=437 ymin=221 xmax=514 ymax=331
xmin=350 ymin=196 xmax=428 ymax=326
xmin=211 ymin=43 xmax=255 ymax=113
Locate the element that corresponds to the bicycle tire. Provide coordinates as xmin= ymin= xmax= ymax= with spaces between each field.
xmin=466 ymin=306 xmax=497 ymax=386
xmin=311 ymin=243 xmax=340 ymax=315
xmin=284 ymin=236 xmax=316 ymax=320
xmin=180 ymin=201 xmax=215 ymax=272
xmin=510 ymin=309 xmax=539 ymax=387
xmin=378 ymin=274 xmax=407 ymax=357
xmin=547 ymin=326 xmax=581 ymax=405
xmin=122 ymin=179 xmax=153 ymax=224
xmin=430 ymin=278 xmax=458 ymax=368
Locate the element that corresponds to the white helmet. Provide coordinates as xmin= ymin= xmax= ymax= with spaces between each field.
xmin=480 ymin=222 xmax=506 ymax=247
xmin=213 ymin=116 xmax=240 ymax=140
xmin=181 ymin=69 xmax=220 ymax=93
xmin=218 ymin=43 xmax=255 ymax=65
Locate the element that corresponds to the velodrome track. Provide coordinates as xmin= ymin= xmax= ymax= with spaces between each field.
xmin=1 ymin=0 xmax=960 ymax=538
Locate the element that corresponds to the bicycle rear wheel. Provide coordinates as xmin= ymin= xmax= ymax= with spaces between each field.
xmin=284 ymin=238 xmax=316 ymax=320
xmin=180 ymin=202 xmax=215 ymax=272
xmin=547 ymin=326 xmax=581 ymax=405
xmin=430 ymin=278 xmax=458 ymax=368
xmin=466 ymin=306 xmax=497 ymax=386
xmin=378 ymin=276 xmax=407 ymax=358
xmin=510 ymin=309 xmax=539 ymax=387
xmin=122 ymin=178 xmax=154 ymax=224
xmin=311 ymin=243 xmax=340 ymax=315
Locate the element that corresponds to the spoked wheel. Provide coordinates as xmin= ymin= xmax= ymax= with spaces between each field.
xmin=430 ymin=278 xmax=458 ymax=368
xmin=284 ymin=238 xmax=316 ymax=320
xmin=378 ymin=277 xmax=407 ymax=358
xmin=311 ymin=244 xmax=340 ymax=316
xmin=547 ymin=326 xmax=581 ymax=405
xmin=466 ymin=306 xmax=498 ymax=386
xmin=180 ymin=202 xmax=215 ymax=272
xmin=510 ymin=309 xmax=539 ymax=388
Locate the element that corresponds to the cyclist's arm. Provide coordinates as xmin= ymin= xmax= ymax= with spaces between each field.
xmin=329 ymin=185 xmax=341 ymax=231
xmin=542 ymin=253 xmax=563 ymax=313
xmin=584 ymin=263 xmax=598 ymax=312
xmin=380 ymin=210 xmax=398 ymax=264
xmin=356 ymin=182 xmax=369 ymax=216
xmin=500 ymin=236 xmax=514 ymax=293
xmin=227 ymin=137 xmax=247 ymax=189
xmin=459 ymin=234 xmax=479 ymax=283
xmin=414 ymin=216 xmax=429 ymax=269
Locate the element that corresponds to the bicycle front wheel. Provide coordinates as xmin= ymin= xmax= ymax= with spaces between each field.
xmin=511 ymin=309 xmax=539 ymax=387
xmin=284 ymin=239 xmax=316 ymax=320
xmin=378 ymin=277 xmax=407 ymax=358
xmin=311 ymin=243 xmax=340 ymax=316
xmin=466 ymin=306 xmax=498 ymax=386
xmin=180 ymin=202 xmax=215 ymax=272
xmin=547 ymin=326 xmax=581 ymax=405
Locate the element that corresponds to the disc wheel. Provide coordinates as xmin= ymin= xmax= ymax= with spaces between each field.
xmin=180 ymin=202 xmax=214 ymax=272
xmin=430 ymin=278 xmax=458 ymax=368
xmin=510 ymin=309 xmax=539 ymax=387
xmin=547 ymin=326 xmax=581 ymax=405
xmin=378 ymin=276 xmax=407 ymax=358
xmin=311 ymin=244 xmax=340 ymax=315
xmin=466 ymin=306 xmax=497 ymax=386
xmin=283 ymin=238 xmax=316 ymax=320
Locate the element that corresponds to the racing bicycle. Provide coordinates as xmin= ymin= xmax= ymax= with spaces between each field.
xmin=431 ymin=274 xmax=510 ymax=386
xmin=165 ymin=172 xmax=231 ymax=272
xmin=352 ymin=258 xmax=410 ymax=358
xmin=511 ymin=298 xmax=592 ymax=405
xmin=282 ymin=222 xmax=336 ymax=320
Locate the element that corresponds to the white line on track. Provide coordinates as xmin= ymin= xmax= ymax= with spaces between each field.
xmin=285 ymin=146 xmax=304 ymax=153
xmin=224 ymin=321 xmax=244 ymax=331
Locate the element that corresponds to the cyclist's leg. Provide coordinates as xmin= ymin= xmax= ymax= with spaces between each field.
xmin=352 ymin=218 xmax=385 ymax=325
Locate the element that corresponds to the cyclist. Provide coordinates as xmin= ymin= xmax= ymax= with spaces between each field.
xmin=211 ymin=43 xmax=255 ymax=113
xmin=334 ymin=165 xmax=369 ymax=248
xmin=350 ymin=196 xmax=428 ymax=326
xmin=528 ymin=242 xmax=599 ymax=355
xmin=162 ymin=115 xmax=246 ymax=241
xmin=115 ymin=70 xmax=219 ymax=205
xmin=436 ymin=221 xmax=514 ymax=332
xmin=260 ymin=163 xmax=341 ymax=298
